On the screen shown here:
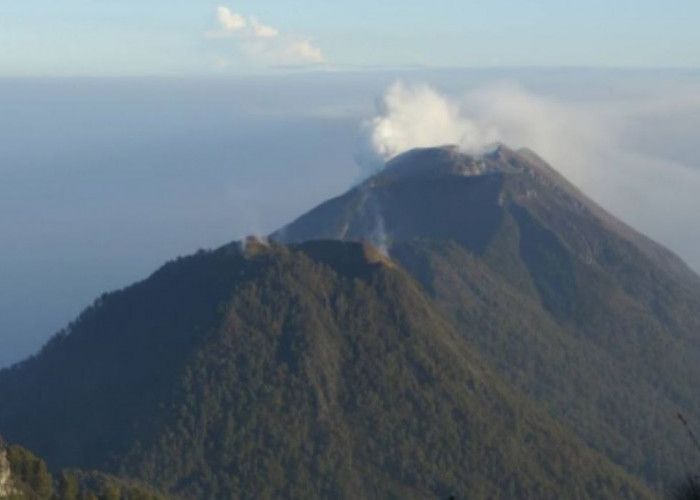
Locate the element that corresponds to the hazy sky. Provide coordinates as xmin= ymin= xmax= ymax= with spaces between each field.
xmin=2 ymin=69 xmax=700 ymax=369
xmin=3 ymin=1 xmax=700 ymax=75
xmin=2 ymin=4 xmax=700 ymax=368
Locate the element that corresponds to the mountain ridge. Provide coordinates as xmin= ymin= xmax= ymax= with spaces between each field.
xmin=274 ymin=144 xmax=700 ymax=489
xmin=1 ymin=144 xmax=698 ymax=497
xmin=278 ymin=144 xmax=695 ymax=282
xmin=0 ymin=239 xmax=655 ymax=498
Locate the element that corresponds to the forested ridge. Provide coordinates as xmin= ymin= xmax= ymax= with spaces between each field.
xmin=0 ymin=435 xmax=166 ymax=499
xmin=3 ymin=144 xmax=700 ymax=498
xmin=0 ymin=241 xmax=654 ymax=498
xmin=277 ymin=145 xmax=700 ymax=492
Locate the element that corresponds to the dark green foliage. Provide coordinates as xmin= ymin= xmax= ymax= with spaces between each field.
xmin=509 ymin=203 xmax=579 ymax=318
xmin=6 ymin=445 xmax=53 ymax=499
xmin=671 ymin=476 xmax=700 ymax=500
xmin=60 ymin=470 xmax=168 ymax=500
xmin=392 ymin=237 xmax=700 ymax=489
xmin=0 ymin=248 xmax=250 ymax=471
xmin=276 ymin=145 xmax=700 ymax=491
xmin=0 ymin=242 xmax=652 ymax=499
xmin=57 ymin=472 xmax=79 ymax=500
xmin=0 ymin=436 xmax=169 ymax=499
xmin=3 ymin=144 xmax=700 ymax=497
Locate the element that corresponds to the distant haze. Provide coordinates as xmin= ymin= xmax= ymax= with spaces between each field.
xmin=2 ymin=69 xmax=700 ymax=368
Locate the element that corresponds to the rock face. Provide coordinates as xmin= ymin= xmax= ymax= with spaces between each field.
xmin=0 ymin=448 xmax=15 ymax=498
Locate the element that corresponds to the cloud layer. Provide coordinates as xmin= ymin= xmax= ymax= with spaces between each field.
xmin=205 ymin=6 xmax=324 ymax=66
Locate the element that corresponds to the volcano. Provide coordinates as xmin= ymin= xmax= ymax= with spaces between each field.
xmin=0 ymin=144 xmax=698 ymax=498
xmin=275 ymin=144 xmax=700 ymax=489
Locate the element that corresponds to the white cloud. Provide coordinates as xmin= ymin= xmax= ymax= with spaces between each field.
xmin=217 ymin=6 xmax=246 ymax=31
xmin=205 ymin=6 xmax=324 ymax=66
xmin=250 ymin=17 xmax=279 ymax=39
xmin=205 ymin=6 xmax=247 ymax=38
xmin=283 ymin=40 xmax=324 ymax=64
xmin=358 ymin=80 xmax=700 ymax=271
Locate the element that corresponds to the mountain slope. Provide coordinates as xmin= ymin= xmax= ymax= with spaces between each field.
xmin=274 ymin=145 xmax=700 ymax=488
xmin=0 ymin=434 xmax=166 ymax=500
xmin=0 ymin=240 xmax=653 ymax=499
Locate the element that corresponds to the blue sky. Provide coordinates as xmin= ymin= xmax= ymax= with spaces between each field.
xmin=2 ymin=0 xmax=700 ymax=75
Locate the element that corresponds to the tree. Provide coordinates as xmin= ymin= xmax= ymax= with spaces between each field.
xmin=57 ymin=471 xmax=79 ymax=500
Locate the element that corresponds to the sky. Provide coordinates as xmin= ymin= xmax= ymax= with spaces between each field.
xmin=1 ymin=4 xmax=700 ymax=368
xmin=2 ymin=1 xmax=700 ymax=75
xmin=2 ymin=69 xmax=700 ymax=369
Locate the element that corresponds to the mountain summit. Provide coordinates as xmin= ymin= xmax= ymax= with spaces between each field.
xmin=0 ymin=144 xmax=698 ymax=497
xmin=276 ymin=144 xmax=690 ymax=278
xmin=379 ymin=144 xmax=506 ymax=179
xmin=274 ymin=144 xmax=700 ymax=488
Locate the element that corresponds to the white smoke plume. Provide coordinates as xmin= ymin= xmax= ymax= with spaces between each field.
xmin=357 ymin=80 xmax=607 ymax=173
xmin=364 ymin=193 xmax=390 ymax=256
xmin=358 ymin=79 xmax=700 ymax=271
xmin=357 ymin=81 xmax=498 ymax=168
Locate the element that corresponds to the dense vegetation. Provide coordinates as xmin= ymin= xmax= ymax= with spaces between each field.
xmin=0 ymin=241 xmax=653 ymax=498
xmin=277 ymin=145 xmax=700 ymax=491
xmin=0 ymin=435 xmax=165 ymax=499
xmin=3 ymin=144 xmax=699 ymax=497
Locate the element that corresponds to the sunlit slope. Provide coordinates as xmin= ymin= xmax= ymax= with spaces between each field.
xmin=275 ymin=145 xmax=700 ymax=488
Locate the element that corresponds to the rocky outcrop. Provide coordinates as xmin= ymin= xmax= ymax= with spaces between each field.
xmin=0 ymin=448 xmax=16 ymax=498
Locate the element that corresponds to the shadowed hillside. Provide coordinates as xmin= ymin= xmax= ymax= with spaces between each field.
xmin=0 ymin=240 xmax=653 ymax=499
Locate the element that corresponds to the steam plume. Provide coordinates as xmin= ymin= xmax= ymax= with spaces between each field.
xmin=357 ymin=79 xmax=700 ymax=271
xmin=357 ymin=81 xmax=497 ymax=168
